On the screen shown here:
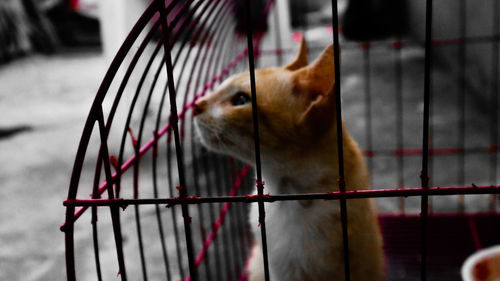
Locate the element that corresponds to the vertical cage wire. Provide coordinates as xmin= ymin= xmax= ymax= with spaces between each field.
xmin=393 ymin=38 xmax=405 ymax=213
xmin=244 ymin=0 xmax=270 ymax=279
xmin=420 ymin=0 xmax=434 ymax=279
xmin=490 ymin=0 xmax=500 ymax=210
xmin=457 ymin=0 xmax=467 ymax=213
xmin=330 ymin=0 xmax=352 ymax=280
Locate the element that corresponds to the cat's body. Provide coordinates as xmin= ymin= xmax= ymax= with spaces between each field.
xmin=246 ymin=132 xmax=383 ymax=281
xmin=193 ymin=40 xmax=385 ymax=281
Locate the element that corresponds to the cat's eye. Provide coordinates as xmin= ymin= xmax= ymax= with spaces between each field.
xmin=231 ymin=92 xmax=251 ymax=106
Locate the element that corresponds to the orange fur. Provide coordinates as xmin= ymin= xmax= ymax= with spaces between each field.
xmin=194 ymin=40 xmax=385 ymax=281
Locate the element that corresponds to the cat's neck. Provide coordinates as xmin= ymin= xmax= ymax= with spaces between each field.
xmin=260 ymin=163 xmax=332 ymax=194
xmin=258 ymin=127 xmax=363 ymax=194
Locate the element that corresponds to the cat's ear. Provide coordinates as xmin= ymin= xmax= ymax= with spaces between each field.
xmin=296 ymin=44 xmax=337 ymax=128
xmin=306 ymin=44 xmax=336 ymax=93
xmin=295 ymin=44 xmax=336 ymax=100
xmin=285 ymin=37 xmax=308 ymax=71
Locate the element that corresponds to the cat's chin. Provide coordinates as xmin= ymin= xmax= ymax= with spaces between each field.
xmin=198 ymin=135 xmax=237 ymax=156
xmin=193 ymin=122 xmax=216 ymax=149
xmin=194 ymin=119 xmax=229 ymax=152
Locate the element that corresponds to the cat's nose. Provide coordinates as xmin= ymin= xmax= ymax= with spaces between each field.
xmin=193 ymin=100 xmax=205 ymax=116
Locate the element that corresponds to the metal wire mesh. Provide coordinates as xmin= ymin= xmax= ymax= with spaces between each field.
xmin=62 ymin=0 xmax=500 ymax=280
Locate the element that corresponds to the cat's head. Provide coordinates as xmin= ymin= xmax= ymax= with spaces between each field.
xmin=193 ymin=39 xmax=338 ymax=163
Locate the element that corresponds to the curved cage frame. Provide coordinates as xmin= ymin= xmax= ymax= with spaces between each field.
xmin=62 ymin=0 xmax=500 ymax=280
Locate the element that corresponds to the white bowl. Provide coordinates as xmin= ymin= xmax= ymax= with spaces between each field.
xmin=461 ymin=245 xmax=500 ymax=281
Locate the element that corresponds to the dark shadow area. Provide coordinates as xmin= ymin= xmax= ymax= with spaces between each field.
xmin=342 ymin=0 xmax=406 ymax=41
xmin=0 ymin=125 xmax=32 ymax=139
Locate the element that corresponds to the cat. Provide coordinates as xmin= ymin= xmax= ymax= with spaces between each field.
xmin=193 ymin=39 xmax=385 ymax=281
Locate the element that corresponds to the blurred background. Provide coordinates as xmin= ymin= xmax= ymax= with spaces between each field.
xmin=1 ymin=0 xmax=499 ymax=280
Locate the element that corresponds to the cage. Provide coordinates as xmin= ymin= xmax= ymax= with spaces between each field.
xmin=61 ymin=0 xmax=500 ymax=280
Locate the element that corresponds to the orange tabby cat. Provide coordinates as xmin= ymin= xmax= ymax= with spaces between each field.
xmin=193 ymin=39 xmax=385 ymax=281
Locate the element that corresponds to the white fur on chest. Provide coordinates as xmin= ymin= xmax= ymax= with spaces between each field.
xmin=249 ymin=186 xmax=342 ymax=280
